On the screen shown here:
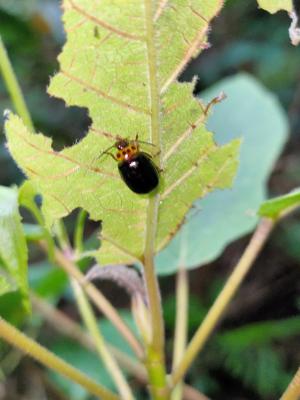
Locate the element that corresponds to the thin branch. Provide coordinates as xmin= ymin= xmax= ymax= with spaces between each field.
xmin=0 ymin=317 xmax=119 ymax=400
xmin=171 ymin=218 xmax=274 ymax=386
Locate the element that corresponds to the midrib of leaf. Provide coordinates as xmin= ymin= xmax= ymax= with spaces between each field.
xmin=143 ymin=0 xmax=165 ymax=359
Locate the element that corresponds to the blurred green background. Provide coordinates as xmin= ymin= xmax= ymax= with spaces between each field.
xmin=0 ymin=1 xmax=300 ymax=399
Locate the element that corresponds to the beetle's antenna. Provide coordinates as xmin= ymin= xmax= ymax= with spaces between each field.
xmin=137 ymin=139 xmax=156 ymax=147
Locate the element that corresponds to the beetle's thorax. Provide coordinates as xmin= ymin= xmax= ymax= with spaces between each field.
xmin=115 ymin=139 xmax=139 ymax=162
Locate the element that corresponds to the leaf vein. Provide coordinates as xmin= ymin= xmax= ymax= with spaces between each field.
xmin=160 ymin=27 xmax=208 ymax=94
xmin=67 ymin=0 xmax=146 ymax=42
xmin=101 ymin=234 xmax=141 ymax=262
xmin=61 ymin=69 xmax=151 ymax=116
xmin=11 ymin=129 xmax=116 ymax=178
xmin=154 ymin=0 xmax=169 ymax=22
xmin=161 ymin=148 xmax=211 ymax=199
xmin=163 ymin=109 xmax=206 ymax=162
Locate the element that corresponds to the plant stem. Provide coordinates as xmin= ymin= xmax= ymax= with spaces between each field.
xmin=0 ymin=36 xmax=34 ymax=131
xmin=74 ymin=209 xmax=87 ymax=254
xmin=71 ymin=279 xmax=134 ymax=400
xmin=143 ymin=197 xmax=168 ymax=400
xmin=144 ymin=198 xmax=164 ymax=353
xmin=31 ymin=293 xmax=208 ymax=400
xmin=0 ymin=317 xmax=119 ymax=400
xmin=39 ymin=242 xmax=144 ymax=359
xmin=54 ymin=219 xmax=71 ymax=251
xmin=171 ymin=267 xmax=189 ymax=400
xmin=171 ymin=218 xmax=274 ymax=386
xmin=280 ymin=367 xmax=300 ymax=400
xmin=31 ymin=292 xmax=146 ymax=380
xmin=143 ymin=0 xmax=168 ymax=396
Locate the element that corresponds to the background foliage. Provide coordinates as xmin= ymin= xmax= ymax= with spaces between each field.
xmin=0 ymin=1 xmax=300 ymax=399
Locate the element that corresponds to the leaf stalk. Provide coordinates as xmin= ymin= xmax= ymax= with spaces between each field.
xmin=0 ymin=317 xmax=119 ymax=400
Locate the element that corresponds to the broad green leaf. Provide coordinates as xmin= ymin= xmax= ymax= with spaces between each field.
xmin=0 ymin=186 xmax=29 ymax=311
xmin=6 ymin=0 xmax=240 ymax=266
xmin=156 ymin=74 xmax=288 ymax=274
xmin=259 ymin=188 xmax=300 ymax=219
xmin=257 ymin=0 xmax=292 ymax=13
xmin=29 ymin=261 xmax=68 ymax=300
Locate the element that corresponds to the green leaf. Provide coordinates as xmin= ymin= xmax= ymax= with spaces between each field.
xmin=259 ymin=188 xmax=300 ymax=219
xmin=0 ymin=186 xmax=29 ymax=312
xmin=217 ymin=316 xmax=300 ymax=347
xmin=156 ymin=73 xmax=288 ymax=274
xmin=29 ymin=261 xmax=68 ymax=301
xmin=257 ymin=0 xmax=293 ymax=13
xmin=212 ymin=317 xmax=300 ymax=396
xmin=5 ymin=0 xmax=240 ymax=266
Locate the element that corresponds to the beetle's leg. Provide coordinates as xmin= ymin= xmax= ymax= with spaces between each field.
xmin=102 ymin=150 xmax=118 ymax=161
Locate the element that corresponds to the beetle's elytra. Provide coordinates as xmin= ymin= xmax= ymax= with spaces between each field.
xmin=102 ymin=136 xmax=160 ymax=194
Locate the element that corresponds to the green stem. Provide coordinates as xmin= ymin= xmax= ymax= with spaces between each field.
xmin=22 ymin=199 xmax=55 ymax=262
xmin=0 ymin=317 xmax=119 ymax=400
xmin=74 ymin=209 xmax=87 ymax=254
xmin=171 ymin=218 xmax=274 ymax=386
xmin=71 ymin=279 xmax=135 ymax=400
xmin=143 ymin=1 xmax=168 ymax=398
xmin=31 ymin=293 xmax=209 ymax=400
xmin=54 ymin=219 xmax=71 ymax=251
xmin=171 ymin=267 xmax=188 ymax=400
xmin=0 ymin=36 xmax=34 ymax=131
xmin=143 ymin=197 xmax=168 ymax=400
xmin=280 ymin=367 xmax=300 ymax=400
